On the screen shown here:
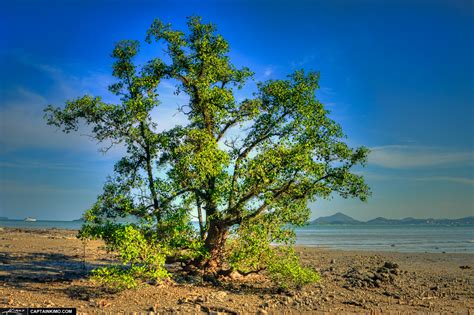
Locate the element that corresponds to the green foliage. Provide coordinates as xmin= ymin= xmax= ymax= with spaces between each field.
xmin=82 ymin=224 xmax=169 ymax=289
xmin=228 ymin=218 xmax=319 ymax=288
xmin=45 ymin=16 xmax=370 ymax=290
xmin=91 ymin=266 xmax=138 ymax=290
xmin=267 ymin=247 xmax=320 ymax=289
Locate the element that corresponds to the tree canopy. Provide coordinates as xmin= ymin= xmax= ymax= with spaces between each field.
xmin=45 ymin=16 xmax=370 ymax=289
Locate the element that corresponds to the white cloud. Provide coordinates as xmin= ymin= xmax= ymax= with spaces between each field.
xmin=369 ymin=145 xmax=473 ymax=169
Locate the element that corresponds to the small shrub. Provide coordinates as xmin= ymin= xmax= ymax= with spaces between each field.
xmin=267 ymin=247 xmax=320 ymax=289
xmin=82 ymin=223 xmax=169 ymax=289
xmin=229 ymin=219 xmax=319 ymax=288
xmin=91 ymin=265 xmax=138 ymax=290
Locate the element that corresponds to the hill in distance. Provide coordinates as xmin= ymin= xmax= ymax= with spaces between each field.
xmin=311 ymin=212 xmax=362 ymax=225
xmin=311 ymin=213 xmax=474 ymax=225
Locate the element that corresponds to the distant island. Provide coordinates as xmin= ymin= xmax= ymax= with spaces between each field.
xmin=310 ymin=212 xmax=474 ymax=225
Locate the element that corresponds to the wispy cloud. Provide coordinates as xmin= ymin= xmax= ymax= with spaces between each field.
xmin=0 ymin=88 xmax=110 ymax=154
xmin=369 ymin=145 xmax=473 ymax=169
xmin=358 ymin=171 xmax=474 ymax=186
xmin=263 ymin=67 xmax=273 ymax=77
xmin=413 ymin=176 xmax=474 ymax=185
xmin=34 ymin=62 xmax=115 ymax=102
xmin=290 ymin=54 xmax=316 ymax=69
xmin=0 ymin=61 xmax=187 ymax=155
xmin=0 ymin=160 xmax=93 ymax=172
xmin=0 ymin=179 xmax=95 ymax=194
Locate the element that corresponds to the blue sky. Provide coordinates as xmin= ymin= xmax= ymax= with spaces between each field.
xmin=0 ymin=0 xmax=473 ymax=220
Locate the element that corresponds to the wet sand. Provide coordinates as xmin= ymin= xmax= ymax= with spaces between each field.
xmin=0 ymin=228 xmax=472 ymax=313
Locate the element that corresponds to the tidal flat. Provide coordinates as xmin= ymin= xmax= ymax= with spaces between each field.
xmin=0 ymin=228 xmax=472 ymax=313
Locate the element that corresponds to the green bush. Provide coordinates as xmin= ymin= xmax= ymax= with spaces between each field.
xmin=91 ymin=265 xmax=138 ymax=290
xmin=229 ymin=219 xmax=319 ymax=288
xmin=83 ymin=224 xmax=170 ymax=289
xmin=267 ymin=247 xmax=320 ymax=289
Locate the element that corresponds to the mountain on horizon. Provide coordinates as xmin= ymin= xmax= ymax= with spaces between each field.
xmin=311 ymin=213 xmax=474 ymax=225
xmin=311 ymin=212 xmax=361 ymax=225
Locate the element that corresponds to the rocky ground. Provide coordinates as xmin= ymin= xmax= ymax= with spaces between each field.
xmin=0 ymin=228 xmax=472 ymax=314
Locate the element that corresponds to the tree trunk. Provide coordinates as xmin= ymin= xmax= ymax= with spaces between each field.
xmin=195 ymin=193 xmax=205 ymax=240
xmin=139 ymin=122 xmax=160 ymax=222
xmin=204 ymin=220 xmax=228 ymax=271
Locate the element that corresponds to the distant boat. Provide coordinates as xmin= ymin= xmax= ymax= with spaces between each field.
xmin=24 ymin=217 xmax=37 ymax=222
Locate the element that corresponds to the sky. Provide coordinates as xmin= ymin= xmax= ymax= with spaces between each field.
xmin=0 ymin=0 xmax=473 ymax=221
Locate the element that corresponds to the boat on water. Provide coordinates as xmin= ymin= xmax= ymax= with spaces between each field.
xmin=24 ymin=217 xmax=37 ymax=222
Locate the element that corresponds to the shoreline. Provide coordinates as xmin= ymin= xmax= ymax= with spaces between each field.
xmin=2 ymin=226 xmax=473 ymax=254
xmin=0 ymin=227 xmax=472 ymax=313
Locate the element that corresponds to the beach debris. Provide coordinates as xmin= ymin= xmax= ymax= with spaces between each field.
xmin=459 ymin=265 xmax=471 ymax=269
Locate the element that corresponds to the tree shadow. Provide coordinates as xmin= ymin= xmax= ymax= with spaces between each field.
xmin=0 ymin=252 xmax=106 ymax=290
xmin=64 ymin=284 xmax=121 ymax=301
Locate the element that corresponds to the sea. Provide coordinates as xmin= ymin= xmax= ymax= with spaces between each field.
xmin=1 ymin=219 xmax=473 ymax=254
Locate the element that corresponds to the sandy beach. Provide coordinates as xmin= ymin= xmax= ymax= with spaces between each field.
xmin=0 ymin=227 xmax=472 ymax=313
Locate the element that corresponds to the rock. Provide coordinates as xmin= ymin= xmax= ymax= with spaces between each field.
xmin=330 ymin=259 xmax=336 ymax=264
xmin=257 ymin=309 xmax=268 ymax=315
xmin=203 ymin=274 xmax=219 ymax=285
xmin=383 ymin=261 xmax=399 ymax=269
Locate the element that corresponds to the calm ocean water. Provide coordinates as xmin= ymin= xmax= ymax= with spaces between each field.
xmin=1 ymin=219 xmax=473 ymax=253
